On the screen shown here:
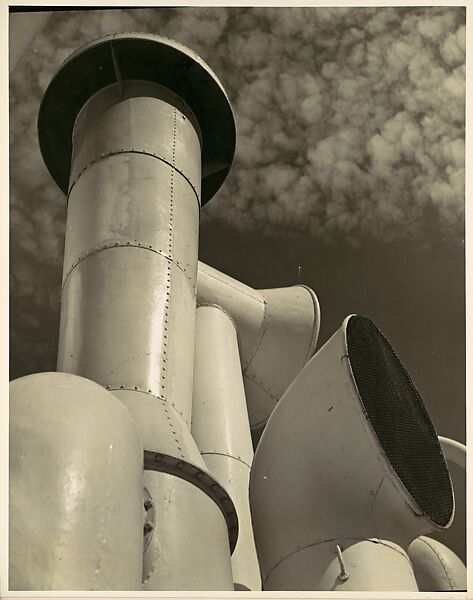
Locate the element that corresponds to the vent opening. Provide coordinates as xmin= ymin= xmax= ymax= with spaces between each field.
xmin=346 ymin=315 xmax=453 ymax=527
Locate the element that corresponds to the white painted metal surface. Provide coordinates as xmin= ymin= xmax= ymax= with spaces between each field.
xmin=264 ymin=539 xmax=418 ymax=591
xmin=9 ymin=372 xmax=143 ymax=590
xmin=58 ymin=86 xmax=200 ymax=426
xmin=196 ymin=262 xmax=321 ymax=436
xmin=439 ymin=436 xmax=466 ymax=470
xmin=249 ymin=316 xmax=452 ymax=590
xmin=408 ymin=536 xmax=466 ymax=591
xmin=141 ymin=471 xmax=234 ymax=590
xmin=192 ymin=305 xmax=261 ymax=590
xmin=48 ymin=38 xmax=236 ymax=590
xmin=429 ymin=437 xmax=466 ymax=563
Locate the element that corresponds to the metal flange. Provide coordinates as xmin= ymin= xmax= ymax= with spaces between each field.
xmin=38 ymin=32 xmax=236 ymax=204
xmin=143 ymin=450 xmax=239 ymax=553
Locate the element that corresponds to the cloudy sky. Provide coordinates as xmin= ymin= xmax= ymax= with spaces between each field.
xmin=9 ymin=6 xmax=466 ymax=442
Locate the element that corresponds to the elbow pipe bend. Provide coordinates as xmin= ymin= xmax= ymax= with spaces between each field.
xmin=249 ymin=315 xmax=453 ymax=590
xmin=196 ymin=262 xmax=321 ymax=433
xmin=408 ymin=536 xmax=466 ymax=591
xmin=9 ymin=372 xmax=144 ymax=591
xmin=438 ymin=436 xmax=466 ymax=471
xmin=424 ymin=436 xmax=466 ymax=564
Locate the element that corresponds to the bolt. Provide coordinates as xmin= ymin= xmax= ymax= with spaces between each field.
xmin=143 ymin=521 xmax=154 ymax=535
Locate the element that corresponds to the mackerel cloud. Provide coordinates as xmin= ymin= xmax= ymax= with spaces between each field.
xmin=9 ymin=7 xmax=465 ymax=373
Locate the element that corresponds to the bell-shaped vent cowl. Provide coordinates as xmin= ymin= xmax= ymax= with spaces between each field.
xmin=347 ymin=316 xmax=453 ymax=528
xmin=250 ymin=314 xmax=454 ymax=591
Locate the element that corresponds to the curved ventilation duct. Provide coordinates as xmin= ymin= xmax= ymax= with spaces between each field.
xmin=250 ymin=315 xmax=453 ymax=591
xmin=408 ymin=536 xmax=466 ymax=591
xmin=427 ymin=436 xmax=466 ymax=563
xmin=197 ymin=262 xmax=321 ymax=442
xmin=9 ymin=373 xmax=144 ymax=590
xmin=192 ymin=304 xmax=261 ymax=590
xmin=408 ymin=435 xmax=466 ymax=586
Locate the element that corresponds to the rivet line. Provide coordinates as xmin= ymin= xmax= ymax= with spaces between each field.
xmin=60 ymin=242 xmax=196 ymax=294
xmin=161 ymin=109 xmax=177 ymax=398
xmin=68 ymin=149 xmax=200 ymax=207
xmin=107 ymin=385 xmax=188 ymax=425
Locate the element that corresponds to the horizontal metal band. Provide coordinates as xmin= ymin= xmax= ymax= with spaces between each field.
xmin=144 ymin=450 xmax=239 ymax=554
xmin=200 ymin=451 xmax=251 ymax=470
xmin=61 ymin=242 xmax=195 ymax=295
xmin=68 ymin=149 xmax=200 ymax=206
xmin=107 ymin=385 xmax=188 ymax=426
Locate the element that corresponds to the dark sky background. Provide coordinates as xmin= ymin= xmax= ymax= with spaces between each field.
xmin=9 ymin=6 xmax=466 ymax=442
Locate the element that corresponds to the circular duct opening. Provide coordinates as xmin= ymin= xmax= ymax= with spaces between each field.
xmin=346 ymin=315 xmax=453 ymax=527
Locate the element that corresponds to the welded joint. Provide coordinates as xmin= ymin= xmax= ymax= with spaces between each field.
xmin=67 ymin=149 xmax=201 ymax=206
xmin=200 ymin=450 xmax=252 ymax=470
xmin=335 ymin=545 xmax=349 ymax=582
xmin=107 ymin=385 xmax=189 ymax=426
xmin=198 ymin=265 xmax=264 ymax=303
xmin=369 ymin=475 xmax=385 ymax=519
xmin=60 ymin=241 xmax=196 ymax=293
xmin=416 ymin=536 xmax=456 ymax=588
xmin=163 ymin=406 xmax=187 ymax=458
xmin=243 ymin=371 xmax=279 ymax=404
xmin=160 ymin=108 xmax=176 ymax=401
xmin=242 ymin=298 xmax=270 ymax=371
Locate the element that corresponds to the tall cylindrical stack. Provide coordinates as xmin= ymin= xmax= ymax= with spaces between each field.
xmin=35 ymin=33 xmax=237 ymax=591
xmin=59 ymin=80 xmax=200 ymax=422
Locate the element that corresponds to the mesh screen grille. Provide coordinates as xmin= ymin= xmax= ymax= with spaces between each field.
xmin=346 ymin=315 xmax=453 ymax=527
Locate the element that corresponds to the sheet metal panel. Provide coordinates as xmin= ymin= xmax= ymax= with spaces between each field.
xmin=250 ymin=316 xmax=450 ymax=590
xmin=428 ymin=437 xmax=466 ymax=562
xmin=113 ymin=389 xmax=207 ymax=467
xmin=69 ymin=94 xmax=201 ymax=198
xmin=192 ymin=305 xmax=261 ymax=590
xmin=244 ymin=286 xmax=320 ymax=412
xmin=9 ymin=372 xmax=143 ymax=591
xmin=64 ymin=154 xmax=199 ymax=287
xmin=408 ymin=536 xmax=466 ymax=591
xmin=58 ymin=248 xmax=195 ymax=425
xmin=114 ymin=388 xmax=238 ymax=571
xmin=196 ymin=262 xmax=265 ymax=362
xmin=204 ymin=455 xmax=261 ymax=591
xmin=264 ymin=539 xmax=418 ymax=591
xmin=142 ymin=471 xmax=234 ymax=590
xmin=196 ymin=263 xmax=321 ymax=432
